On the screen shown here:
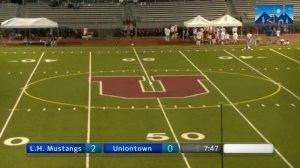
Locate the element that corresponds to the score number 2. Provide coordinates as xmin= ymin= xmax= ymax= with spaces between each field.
xmin=86 ymin=144 xmax=101 ymax=153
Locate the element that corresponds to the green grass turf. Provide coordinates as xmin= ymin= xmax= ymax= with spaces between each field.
xmin=0 ymin=45 xmax=299 ymax=168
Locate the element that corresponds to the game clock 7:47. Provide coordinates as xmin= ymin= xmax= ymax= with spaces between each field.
xmin=180 ymin=144 xmax=222 ymax=153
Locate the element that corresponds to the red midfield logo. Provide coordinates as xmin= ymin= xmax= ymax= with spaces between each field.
xmin=91 ymin=75 xmax=208 ymax=99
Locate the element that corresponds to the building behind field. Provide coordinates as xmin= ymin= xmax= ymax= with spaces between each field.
xmin=1 ymin=0 xmax=300 ymax=38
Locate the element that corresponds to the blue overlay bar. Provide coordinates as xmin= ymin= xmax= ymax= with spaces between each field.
xmin=26 ymin=143 xmax=101 ymax=154
xmin=104 ymin=143 xmax=178 ymax=153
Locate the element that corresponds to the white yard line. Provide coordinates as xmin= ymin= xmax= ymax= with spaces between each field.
xmin=0 ymin=52 xmax=45 ymax=139
xmin=224 ymin=50 xmax=300 ymax=101
xmin=270 ymin=48 xmax=300 ymax=64
xmin=86 ymin=52 xmax=92 ymax=168
xmin=133 ymin=47 xmax=155 ymax=89
xmin=134 ymin=47 xmax=191 ymax=168
xmin=157 ymin=98 xmax=191 ymax=168
xmin=179 ymin=51 xmax=294 ymax=168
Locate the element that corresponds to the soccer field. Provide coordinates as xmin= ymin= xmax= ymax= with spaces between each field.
xmin=0 ymin=45 xmax=299 ymax=168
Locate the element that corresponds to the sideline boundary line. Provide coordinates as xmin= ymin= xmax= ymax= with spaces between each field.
xmin=86 ymin=52 xmax=92 ymax=168
xmin=0 ymin=52 xmax=45 ymax=139
xmin=179 ymin=50 xmax=294 ymax=168
xmin=270 ymin=48 xmax=300 ymax=64
xmin=133 ymin=47 xmax=191 ymax=168
xmin=224 ymin=49 xmax=299 ymax=101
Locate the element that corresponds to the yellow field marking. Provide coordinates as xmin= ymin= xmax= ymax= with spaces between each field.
xmin=24 ymin=70 xmax=281 ymax=110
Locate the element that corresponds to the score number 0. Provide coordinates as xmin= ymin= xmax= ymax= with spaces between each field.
xmin=146 ymin=132 xmax=205 ymax=141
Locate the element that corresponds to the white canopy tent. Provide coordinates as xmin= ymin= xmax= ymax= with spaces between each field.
xmin=184 ymin=15 xmax=212 ymax=27
xmin=1 ymin=17 xmax=58 ymax=28
xmin=212 ymin=14 xmax=243 ymax=35
xmin=211 ymin=14 xmax=242 ymax=27
xmin=1 ymin=17 xmax=58 ymax=45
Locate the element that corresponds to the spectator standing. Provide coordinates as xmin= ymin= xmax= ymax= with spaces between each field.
xmin=216 ymin=28 xmax=220 ymax=44
xmin=50 ymin=36 xmax=57 ymax=46
xmin=232 ymin=27 xmax=237 ymax=35
xmin=221 ymin=27 xmax=226 ymax=34
xmin=233 ymin=31 xmax=238 ymax=44
xmin=185 ymin=29 xmax=190 ymax=39
xmin=225 ymin=32 xmax=230 ymax=44
xmin=220 ymin=31 xmax=225 ymax=45
xmin=196 ymin=29 xmax=202 ymax=46
xmin=266 ymin=27 xmax=272 ymax=44
xmin=170 ymin=25 xmax=175 ymax=39
xmin=129 ymin=22 xmax=134 ymax=38
xmin=276 ymin=29 xmax=281 ymax=43
xmin=212 ymin=31 xmax=216 ymax=45
xmin=174 ymin=24 xmax=178 ymax=39
xmin=122 ymin=23 xmax=128 ymax=37
xmin=246 ymin=32 xmax=252 ymax=48
xmin=208 ymin=31 xmax=212 ymax=45
xmin=251 ymin=33 xmax=257 ymax=47
xmin=200 ymin=28 xmax=204 ymax=41
xmin=164 ymin=27 xmax=170 ymax=42
xmin=193 ymin=27 xmax=197 ymax=41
